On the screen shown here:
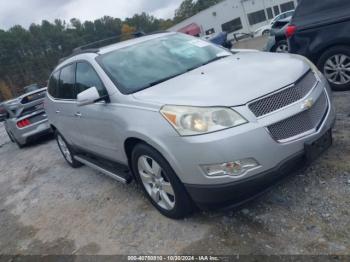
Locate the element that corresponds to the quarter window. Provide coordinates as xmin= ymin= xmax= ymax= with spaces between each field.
xmin=76 ymin=62 xmax=107 ymax=97
xmin=48 ymin=71 xmax=59 ymax=98
xmin=58 ymin=64 xmax=76 ymax=100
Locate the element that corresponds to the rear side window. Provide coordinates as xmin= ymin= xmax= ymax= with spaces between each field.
xmin=48 ymin=71 xmax=60 ymax=98
xmin=58 ymin=64 xmax=76 ymax=100
xmin=76 ymin=62 xmax=107 ymax=97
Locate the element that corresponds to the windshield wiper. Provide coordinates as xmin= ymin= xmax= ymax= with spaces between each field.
xmin=201 ymin=55 xmax=230 ymax=66
xmin=145 ymin=72 xmax=186 ymax=88
xmin=185 ymin=55 xmax=230 ymax=73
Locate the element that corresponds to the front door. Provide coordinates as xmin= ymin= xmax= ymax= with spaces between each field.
xmin=73 ymin=61 xmax=123 ymax=162
xmin=53 ymin=63 xmax=82 ymax=145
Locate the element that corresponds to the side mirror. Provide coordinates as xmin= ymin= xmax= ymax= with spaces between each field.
xmin=77 ymin=87 xmax=101 ymax=107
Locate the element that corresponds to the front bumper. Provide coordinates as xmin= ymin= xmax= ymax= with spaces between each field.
xmin=184 ymin=145 xmax=317 ymax=210
xmin=162 ymin=84 xmax=335 ymax=186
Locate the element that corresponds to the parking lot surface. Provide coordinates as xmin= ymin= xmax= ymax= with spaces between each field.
xmin=0 ymin=91 xmax=349 ymax=255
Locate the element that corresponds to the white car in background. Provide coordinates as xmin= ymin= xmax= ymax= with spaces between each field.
xmin=254 ymin=10 xmax=294 ymax=37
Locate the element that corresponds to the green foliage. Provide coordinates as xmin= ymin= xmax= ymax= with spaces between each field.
xmin=0 ymin=0 xmax=221 ymax=97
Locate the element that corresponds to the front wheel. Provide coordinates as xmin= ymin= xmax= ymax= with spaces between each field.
xmin=131 ymin=143 xmax=193 ymax=219
xmin=262 ymin=30 xmax=270 ymax=37
xmin=317 ymin=46 xmax=350 ymax=91
xmin=275 ymin=40 xmax=289 ymax=53
xmin=56 ymin=131 xmax=82 ymax=168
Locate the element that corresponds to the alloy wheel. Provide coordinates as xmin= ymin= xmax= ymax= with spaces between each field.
xmin=57 ymin=135 xmax=73 ymax=164
xmin=276 ymin=42 xmax=289 ymax=53
xmin=138 ymin=155 xmax=175 ymax=211
xmin=324 ymin=54 xmax=350 ymax=85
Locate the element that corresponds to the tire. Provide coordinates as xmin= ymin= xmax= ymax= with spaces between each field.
xmin=317 ymin=45 xmax=350 ymax=91
xmin=131 ymin=143 xmax=193 ymax=219
xmin=262 ymin=30 xmax=270 ymax=37
xmin=56 ymin=131 xmax=82 ymax=168
xmin=14 ymin=138 xmax=25 ymax=148
xmin=274 ymin=40 xmax=289 ymax=53
xmin=5 ymin=128 xmax=14 ymax=143
xmin=10 ymin=131 xmax=25 ymax=148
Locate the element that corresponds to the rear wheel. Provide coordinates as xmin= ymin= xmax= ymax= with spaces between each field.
xmin=317 ymin=46 xmax=350 ymax=91
xmin=262 ymin=30 xmax=270 ymax=37
xmin=5 ymin=128 xmax=15 ymax=143
xmin=56 ymin=131 xmax=82 ymax=168
xmin=275 ymin=40 xmax=289 ymax=53
xmin=9 ymin=131 xmax=24 ymax=148
xmin=131 ymin=143 xmax=193 ymax=219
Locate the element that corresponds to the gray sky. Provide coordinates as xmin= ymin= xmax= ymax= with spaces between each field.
xmin=0 ymin=0 xmax=183 ymax=30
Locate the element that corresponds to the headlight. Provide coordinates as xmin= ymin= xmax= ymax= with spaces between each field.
xmin=160 ymin=105 xmax=248 ymax=136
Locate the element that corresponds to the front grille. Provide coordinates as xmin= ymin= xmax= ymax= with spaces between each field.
xmin=249 ymin=71 xmax=317 ymax=117
xmin=267 ymin=92 xmax=328 ymax=142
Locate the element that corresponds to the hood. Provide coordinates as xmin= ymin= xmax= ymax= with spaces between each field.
xmin=133 ymin=52 xmax=310 ymax=107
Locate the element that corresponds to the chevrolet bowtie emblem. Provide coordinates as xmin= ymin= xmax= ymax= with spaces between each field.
xmin=302 ymin=98 xmax=314 ymax=110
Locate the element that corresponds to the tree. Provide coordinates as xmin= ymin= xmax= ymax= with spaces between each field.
xmin=0 ymin=0 xmax=221 ymax=99
xmin=121 ymin=23 xmax=136 ymax=40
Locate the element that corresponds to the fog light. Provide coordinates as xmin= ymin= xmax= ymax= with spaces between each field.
xmin=201 ymin=158 xmax=259 ymax=177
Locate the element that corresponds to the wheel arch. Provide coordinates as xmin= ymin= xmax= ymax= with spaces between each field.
xmin=123 ymin=135 xmax=181 ymax=182
xmin=50 ymin=124 xmax=57 ymax=132
xmin=313 ymin=42 xmax=350 ymax=66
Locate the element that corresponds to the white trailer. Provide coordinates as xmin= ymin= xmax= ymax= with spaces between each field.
xmin=168 ymin=0 xmax=298 ymax=40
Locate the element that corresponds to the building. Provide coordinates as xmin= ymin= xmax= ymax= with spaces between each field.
xmin=168 ymin=0 xmax=297 ymax=40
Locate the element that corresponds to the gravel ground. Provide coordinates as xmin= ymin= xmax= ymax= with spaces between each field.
xmin=0 ymin=91 xmax=349 ymax=256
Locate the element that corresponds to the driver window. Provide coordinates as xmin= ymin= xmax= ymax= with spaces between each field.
xmin=76 ymin=62 xmax=107 ymax=97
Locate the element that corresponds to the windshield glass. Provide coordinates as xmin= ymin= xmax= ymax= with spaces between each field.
xmin=98 ymin=33 xmax=231 ymax=94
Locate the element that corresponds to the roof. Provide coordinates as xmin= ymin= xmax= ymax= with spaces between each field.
xmin=57 ymin=31 xmax=174 ymax=65
xmin=98 ymin=32 xmax=174 ymax=55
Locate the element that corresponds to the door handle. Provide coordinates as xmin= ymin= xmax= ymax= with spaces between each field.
xmin=74 ymin=112 xmax=82 ymax=117
xmin=55 ymin=110 xmax=60 ymax=114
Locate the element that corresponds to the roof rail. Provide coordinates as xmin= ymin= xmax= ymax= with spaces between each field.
xmin=58 ymin=30 xmax=169 ymax=64
xmin=72 ymin=31 xmax=146 ymax=53
xmin=58 ymin=48 xmax=100 ymax=64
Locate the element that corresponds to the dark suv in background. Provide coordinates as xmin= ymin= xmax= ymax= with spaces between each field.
xmin=287 ymin=0 xmax=350 ymax=91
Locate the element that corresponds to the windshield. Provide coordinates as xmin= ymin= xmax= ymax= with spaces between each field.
xmin=98 ymin=34 xmax=231 ymax=94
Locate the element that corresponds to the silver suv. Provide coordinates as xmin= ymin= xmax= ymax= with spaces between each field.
xmin=45 ymin=32 xmax=335 ymax=219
